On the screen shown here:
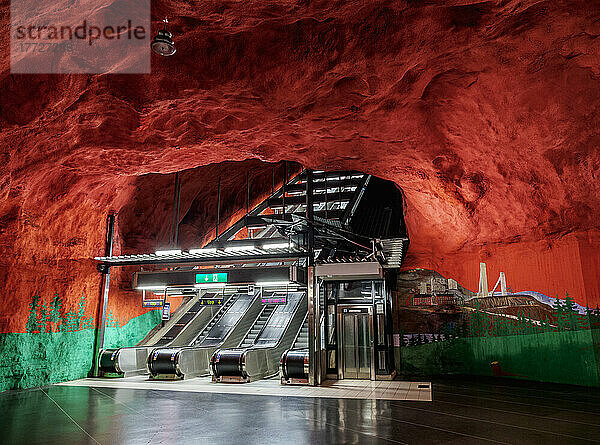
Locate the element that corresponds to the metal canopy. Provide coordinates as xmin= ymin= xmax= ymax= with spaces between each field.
xmin=316 ymin=261 xmax=383 ymax=281
xmin=134 ymin=265 xmax=306 ymax=288
xmin=94 ymin=246 xmax=307 ymax=267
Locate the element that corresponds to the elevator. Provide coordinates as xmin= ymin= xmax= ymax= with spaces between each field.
xmin=320 ymin=275 xmax=395 ymax=381
xmin=338 ymin=306 xmax=373 ymax=379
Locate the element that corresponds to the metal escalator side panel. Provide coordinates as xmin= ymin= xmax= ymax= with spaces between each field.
xmin=195 ymin=293 xmax=255 ymax=347
xmin=237 ymin=303 xmax=271 ymax=349
xmin=242 ymin=291 xmax=308 ymax=380
xmin=253 ymin=292 xmax=305 ymax=347
xmin=170 ymin=295 xmax=228 ymax=347
xmin=291 ymin=312 xmax=309 ymax=350
xmin=190 ymin=293 xmax=240 ymax=346
xmin=160 ymin=292 xmax=222 ymax=347
xmin=142 ymin=292 xmax=207 ymax=347
xmin=175 ymin=291 xmax=264 ymax=378
xmin=217 ymin=290 xmax=263 ymax=349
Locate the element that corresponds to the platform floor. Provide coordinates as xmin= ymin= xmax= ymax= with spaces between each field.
xmin=2 ymin=376 xmax=600 ymax=444
xmin=58 ymin=375 xmax=432 ymax=401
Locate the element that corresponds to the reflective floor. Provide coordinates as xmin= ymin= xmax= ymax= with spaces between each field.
xmin=58 ymin=376 xmax=432 ymax=401
xmin=2 ymin=376 xmax=600 ymax=444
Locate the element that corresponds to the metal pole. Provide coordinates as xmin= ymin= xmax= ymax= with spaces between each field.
xmin=307 ymin=266 xmax=316 ymax=386
xmin=173 ymin=174 xmax=182 ymax=246
xmin=246 ymin=171 xmax=250 ymax=215
xmin=282 ymin=162 xmax=287 ymax=219
xmin=170 ymin=172 xmax=180 ymax=247
xmin=305 ymin=170 xmax=320 ymax=385
xmin=91 ymin=213 xmax=115 ymax=377
xmin=324 ymin=174 xmax=328 ymax=219
xmin=216 ymin=176 xmax=221 ymax=238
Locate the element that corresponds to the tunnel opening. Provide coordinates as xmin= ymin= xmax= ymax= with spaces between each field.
xmin=96 ymin=162 xmax=409 ymax=385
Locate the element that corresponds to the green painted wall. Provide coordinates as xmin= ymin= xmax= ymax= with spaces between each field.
xmin=0 ymin=310 xmax=160 ymax=392
xmin=396 ymin=329 xmax=600 ymax=387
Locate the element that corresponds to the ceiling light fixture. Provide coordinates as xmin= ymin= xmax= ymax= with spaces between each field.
xmin=151 ymin=18 xmax=176 ymax=56
xmin=194 ymin=283 xmax=227 ymax=289
xmin=255 ymin=281 xmax=291 ymax=287
xmin=189 ymin=247 xmax=217 ymax=254
xmin=262 ymin=242 xmax=292 ymax=250
xmin=224 ymin=245 xmax=254 ymax=252
xmin=155 ymin=249 xmax=182 ymax=255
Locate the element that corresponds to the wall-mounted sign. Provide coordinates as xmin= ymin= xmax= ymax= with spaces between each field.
xmin=143 ymin=299 xmax=163 ymax=308
xmin=195 ymin=272 xmax=228 ymax=284
xmin=262 ymin=293 xmax=287 ymax=305
xmin=162 ymin=302 xmax=171 ymax=320
xmin=199 ymin=298 xmax=223 ymax=306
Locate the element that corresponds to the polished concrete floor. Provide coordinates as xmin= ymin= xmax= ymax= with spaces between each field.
xmin=58 ymin=375 xmax=432 ymax=401
xmin=2 ymin=376 xmax=600 ymax=444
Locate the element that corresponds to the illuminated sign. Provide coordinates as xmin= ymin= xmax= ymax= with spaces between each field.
xmin=195 ymin=272 xmax=228 ymax=284
xmin=162 ymin=302 xmax=171 ymax=320
xmin=199 ymin=298 xmax=223 ymax=306
xmin=143 ymin=299 xmax=163 ymax=308
xmin=262 ymin=294 xmax=287 ymax=305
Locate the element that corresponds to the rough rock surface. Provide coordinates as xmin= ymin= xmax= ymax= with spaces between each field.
xmin=1 ymin=0 xmax=600 ymax=331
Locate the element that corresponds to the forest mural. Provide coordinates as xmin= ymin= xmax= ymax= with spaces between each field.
xmin=395 ymin=266 xmax=600 ymax=387
xmin=0 ymin=291 xmax=160 ymax=392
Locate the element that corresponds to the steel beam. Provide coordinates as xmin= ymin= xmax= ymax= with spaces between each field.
xmin=91 ymin=213 xmax=115 ymax=377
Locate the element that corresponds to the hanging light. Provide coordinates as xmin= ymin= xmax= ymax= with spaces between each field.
xmin=151 ymin=18 xmax=176 ymax=56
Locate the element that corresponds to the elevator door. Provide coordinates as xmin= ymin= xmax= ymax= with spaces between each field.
xmin=340 ymin=307 xmax=372 ymax=379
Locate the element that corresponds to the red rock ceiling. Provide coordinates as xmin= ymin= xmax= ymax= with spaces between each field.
xmin=1 ymin=0 xmax=600 ymax=330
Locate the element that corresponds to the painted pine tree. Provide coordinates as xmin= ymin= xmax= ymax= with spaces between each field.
xmin=470 ymin=302 xmax=486 ymax=337
xmin=76 ymin=294 xmax=94 ymax=329
xmin=579 ymin=306 xmax=592 ymax=330
xmin=37 ymin=303 xmax=48 ymax=333
xmin=592 ymin=306 xmax=600 ymax=329
xmin=25 ymin=293 xmax=42 ymax=333
xmin=553 ymin=298 xmax=567 ymax=331
xmin=105 ymin=310 xmax=120 ymax=328
xmin=60 ymin=309 xmax=79 ymax=332
xmin=48 ymin=293 xmax=64 ymax=332
xmin=564 ymin=294 xmax=579 ymax=331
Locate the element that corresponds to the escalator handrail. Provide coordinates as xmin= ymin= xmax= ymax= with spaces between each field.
xmin=289 ymin=311 xmax=309 ymax=351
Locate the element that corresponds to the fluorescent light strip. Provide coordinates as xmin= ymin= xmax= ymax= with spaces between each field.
xmin=194 ymin=283 xmax=227 ymax=289
xmin=255 ymin=281 xmax=291 ymax=287
xmin=155 ymin=249 xmax=182 ymax=256
xmin=189 ymin=247 xmax=217 ymax=254
xmin=137 ymin=286 xmax=168 ymax=291
xmin=262 ymin=242 xmax=292 ymax=249
xmin=225 ymin=245 xmax=254 ymax=252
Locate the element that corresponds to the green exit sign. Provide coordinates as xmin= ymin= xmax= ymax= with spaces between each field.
xmin=196 ymin=272 xmax=228 ymax=284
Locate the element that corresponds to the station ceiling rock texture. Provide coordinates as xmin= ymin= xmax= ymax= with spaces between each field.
xmin=1 ymin=0 xmax=600 ymax=332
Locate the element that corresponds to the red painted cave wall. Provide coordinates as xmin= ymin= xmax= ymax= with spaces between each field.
xmin=0 ymin=160 xmax=293 ymax=334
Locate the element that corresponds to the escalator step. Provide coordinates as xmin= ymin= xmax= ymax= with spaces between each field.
xmin=178 ymin=313 xmax=195 ymax=324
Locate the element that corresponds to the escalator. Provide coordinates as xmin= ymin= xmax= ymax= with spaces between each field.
xmin=210 ymin=291 xmax=307 ymax=382
xmin=147 ymin=289 xmax=263 ymax=379
xmin=280 ymin=313 xmax=310 ymax=384
xmin=98 ymin=292 xmax=221 ymax=377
